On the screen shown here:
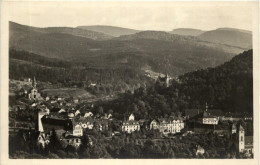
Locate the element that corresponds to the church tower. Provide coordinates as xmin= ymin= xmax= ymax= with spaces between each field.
xmin=165 ymin=74 xmax=170 ymax=87
xmin=32 ymin=76 xmax=37 ymax=89
xmin=205 ymin=102 xmax=208 ymax=112
xmin=29 ymin=77 xmax=41 ymax=101
xmin=238 ymin=124 xmax=245 ymax=152
xmin=35 ymin=110 xmax=45 ymax=132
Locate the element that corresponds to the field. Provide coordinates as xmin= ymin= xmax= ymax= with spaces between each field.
xmin=42 ymin=88 xmax=115 ymax=103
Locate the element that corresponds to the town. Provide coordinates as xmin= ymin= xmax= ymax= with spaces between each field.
xmin=9 ymin=75 xmax=253 ymax=159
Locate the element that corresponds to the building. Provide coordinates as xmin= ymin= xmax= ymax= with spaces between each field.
xmin=62 ymin=135 xmax=82 ymax=148
xmin=237 ymin=125 xmax=245 ymax=152
xmin=244 ymin=136 xmax=253 ymax=156
xmin=35 ymin=110 xmax=46 ymax=132
xmin=150 ymin=117 xmax=185 ymax=135
xmin=244 ymin=113 xmax=253 ymax=121
xmin=72 ymin=124 xmax=83 ymax=137
xmin=77 ymin=117 xmax=94 ymax=130
xmin=185 ymin=109 xmax=203 ymax=120
xmin=234 ymin=124 xmax=253 ymax=155
xmin=122 ymin=114 xmax=140 ymax=133
xmin=150 ymin=119 xmax=159 ymax=130
xmin=156 ymin=74 xmax=170 ymax=87
xmin=36 ymin=132 xmax=50 ymax=148
xmin=28 ymin=77 xmax=42 ymax=101
xmin=201 ymin=103 xmax=222 ymax=125
xmin=128 ymin=113 xmax=135 ymax=121
xmin=73 ymin=98 xmax=79 ymax=104
xmin=231 ymin=123 xmax=237 ymax=134
xmin=196 ymin=145 xmax=205 ymax=156
xmin=222 ymin=113 xmax=243 ymax=122
xmin=84 ymin=112 xmax=94 ymax=118
xmin=202 ymin=111 xmax=219 ymax=125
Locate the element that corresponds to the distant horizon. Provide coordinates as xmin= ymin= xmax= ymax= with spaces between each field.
xmin=7 ymin=1 xmax=253 ymax=32
xmin=10 ymin=21 xmax=252 ymax=33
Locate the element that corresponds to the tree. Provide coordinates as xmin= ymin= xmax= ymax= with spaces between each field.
xmin=49 ymin=129 xmax=62 ymax=152
xmin=97 ymin=106 xmax=104 ymax=115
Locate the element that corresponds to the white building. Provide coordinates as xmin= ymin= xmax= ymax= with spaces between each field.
xmin=238 ymin=125 xmax=245 ymax=152
xmin=28 ymin=77 xmax=42 ymax=101
xmin=73 ymin=124 xmax=83 ymax=137
xmin=202 ymin=111 xmax=219 ymax=125
xmin=84 ymin=112 xmax=94 ymax=118
xmin=150 ymin=117 xmax=185 ymax=135
xmin=122 ymin=114 xmax=140 ymax=133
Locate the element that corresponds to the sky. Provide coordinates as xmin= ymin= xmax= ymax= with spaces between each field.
xmin=5 ymin=1 xmax=255 ymax=31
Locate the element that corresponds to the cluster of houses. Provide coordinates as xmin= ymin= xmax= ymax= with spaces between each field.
xmin=11 ymin=77 xmax=254 ymax=157
xmin=121 ymin=113 xmax=185 ymax=135
xmin=184 ymin=103 xmax=253 ymax=156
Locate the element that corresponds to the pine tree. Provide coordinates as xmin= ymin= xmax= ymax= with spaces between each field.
xmin=49 ymin=128 xmax=62 ymax=152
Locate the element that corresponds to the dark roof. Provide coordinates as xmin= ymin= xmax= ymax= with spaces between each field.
xmin=41 ymin=117 xmax=73 ymax=132
xmin=65 ymin=135 xmax=81 ymax=139
xmin=193 ymin=122 xmax=214 ymax=129
xmin=207 ymin=109 xmax=223 ymax=116
xmin=224 ymin=112 xmax=244 ymax=118
xmin=158 ymin=76 xmax=167 ymax=82
xmin=169 ymin=116 xmax=184 ymax=120
xmin=158 ymin=118 xmax=169 ymax=123
xmin=185 ymin=109 xmax=203 ymax=118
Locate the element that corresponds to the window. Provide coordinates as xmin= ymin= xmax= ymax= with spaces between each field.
xmin=241 ymin=136 xmax=243 ymax=141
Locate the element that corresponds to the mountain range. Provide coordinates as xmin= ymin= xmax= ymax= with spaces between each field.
xmin=9 ymin=21 xmax=252 ymax=81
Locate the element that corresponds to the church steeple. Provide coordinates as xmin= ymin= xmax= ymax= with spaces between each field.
xmin=205 ymin=102 xmax=208 ymax=112
xmin=32 ymin=76 xmax=37 ymax=89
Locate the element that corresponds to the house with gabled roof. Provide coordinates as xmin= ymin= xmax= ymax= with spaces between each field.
xmin=150 ymin=117 xmax=185 ymax=135
xmin=202 ymin=111 xmax=219 ymax=125
xmin=122 ymin=114 xmax=140 ymax=133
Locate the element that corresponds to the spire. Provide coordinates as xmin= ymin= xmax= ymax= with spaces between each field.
xmin=32 ymin=76 xmax=37 ymax=88
xmin=239 ymin=124 xmax=244 ymax=131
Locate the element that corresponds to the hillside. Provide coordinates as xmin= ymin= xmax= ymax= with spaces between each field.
xmin=217 ymin=28 xmax=252 ymax=34
xmin=115 ymin=31 xmax=246 ymax=54
xmin=170 ymin=28 xmax=205 ymax=36
xmin=10 ymin=22 xmax=245 ymax=78
xmin=178 ymin=49 xmax=253 ymax=113
xmin=198 ymin=28 xmax=252 ymax=49
xmin=77 ymin=25 xmax=140 ymax=37
xmin=9 ymin=23 xmax=252 ymax=85
xmin=115 ymin=31 xmax=199 ymax=42
xmin=9 ymin=21 xmax=113 ymax=41
xmin=98 ymin=50 xmax=253 ymax=120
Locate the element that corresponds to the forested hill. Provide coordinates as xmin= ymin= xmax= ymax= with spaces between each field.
xmin=178 ymin=49 xmax=253 ymax=113
xmin=98 ymin=50 xmax=252 ymax=120
xmin=10 ymin=21 xmax=246 ymax=77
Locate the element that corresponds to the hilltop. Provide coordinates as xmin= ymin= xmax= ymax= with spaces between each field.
xmin=198 ymin=28 xmax=252 ymax=49
xmin=77 ymin=25 xmax=140 ymax=37
xmin=170 ymin=28 xmax=205 ymax=36
xmin=10 ymin=21 xmax=113 ymax=41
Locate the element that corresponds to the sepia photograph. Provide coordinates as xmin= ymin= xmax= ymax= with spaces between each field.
xmin=0 ymin=0 xmax=259 ymax=164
